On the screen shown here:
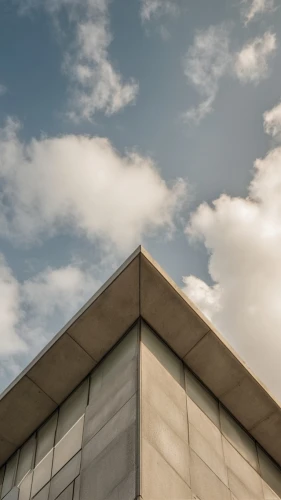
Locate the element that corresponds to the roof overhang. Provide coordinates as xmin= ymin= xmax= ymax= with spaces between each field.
xmin=1 ymin=246 xmax=280 ymax=468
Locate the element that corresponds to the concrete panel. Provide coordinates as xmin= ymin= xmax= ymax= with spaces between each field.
xmin=84 ymin=359 xmax=137 ymax=446
xmin=257 ymin=447 xmax=281 ymax=498
xmin=55 ymin=381 xmax=88 ymax=444
xmin=82 ymin=396 xmax=136 ymax=471
xmin=73 ymin=477 xmax=80 ymax=500
xmin=141 ymin=438 xmax=192 ymax=500
xmin=18 ymin=472 xmax=32 ymax=500
xmin=0 ymin=468 xmax=4 ymax=497
xmin=32 ymin=483 xmax=50 ymax=500
xmin=223 ymin=437 xmax=263 ymax=499
xmin=0 ymin=441 xmax=16 ymax=472
xmin=3 ymin=487 xmax=19 ymax=500
xmin=1 ymin=452 xmax=19 ymax=498
xmin=252 ymin=412 xmax=281 ymax=465
xmin=80 ymin=425 xmax=135 ymax=500
xmin=49 ymin=452 xmax=81 ymax=500
xmin=35 ymin=412 xmax=58 ymax=466
xmin=0 ymin=377 xmax=56 ymax=451
xmin=221 ymin=376 xmax=277 ymax=431
xmin=142 ymin=398 xmax=190 ymax=486
xmin=104 ymin=470 xmax=135 ymax=500
xmin=184 ymin=332 xmax=245 ymax=398
xmin=140 ymin=254 xmax=209 ymax=358
xmin=186 ymin=397 xmax=222 ymax=453
xmin=185 ymin=368 xmax=219 ymax=428
xmin=31 ymin=450 xmax=53 ymax=498
xmin=190 ymin=450 xmax=231 ymax=500
xmin=189 ymin=424 xmax=228 ymax=486
xmin=52 ymin=417 xmax=84 ymax=477
xmin=141 ymin=330 xmax=187 ymax=442
xmin=262 ymin=481 xmax=281 ymax=500
xmin=220 ymin=406 xmax=258 ymax=471
xmin=68 ymin=257 xmax=140 ymax=361
xmin=16 ymin=435 xmax=36 ymax=485
xmin=227 ymin=469 xmax=263 ymax=500
xmin=56 ymin=483 xmax=73 ymax=500
xmin=141 ymin=321 xmax=184 ymax=386
xmin=28 ymin=335 xmax=94 ymax=405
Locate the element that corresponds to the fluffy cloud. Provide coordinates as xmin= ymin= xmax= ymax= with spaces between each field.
xmin=183 ymin=24 xmax=231 ymax=123
xmin=242 ymin=0 xmax=275 ymax=24
xmin=184 ymin=27 xmax=277 ymax=122
xmin=0 ymin=257 xmax=99 ymax=390
xmin=234 ymin=32 xmax=277 ymax=84
xmin=263 ymin=100 xmax=281 ymax=139
xmin=140 ymin=0 xmax=179 ymax=22
xmin=17 ymin=0 xmax=138 ymax=120
xmin=0 ymin=118 xmax=186 ymax=252
xmin=183 ymin=101 xmax=281 ymax=400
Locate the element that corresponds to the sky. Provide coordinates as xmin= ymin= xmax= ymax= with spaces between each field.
xmin=0 ymin=0 xmax=281 ymax=402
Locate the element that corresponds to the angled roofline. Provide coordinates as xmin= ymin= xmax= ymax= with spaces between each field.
xmin=0 ymin=246 xmax=280 ymax=468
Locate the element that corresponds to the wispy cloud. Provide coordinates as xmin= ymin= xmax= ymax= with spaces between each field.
xmin=0 ymin=84 xmax=7 ymax=96
xmin=17 ymin=0 xmax=138 ymax=120
xmin=264 ymin=100 xmax=281 ymax=139
xmin=140 ymin=0 xmax=179 ymax=22
xmin=183 ymin=100 xmax=281 ymax=401
xmin=234 ymin=32 xmax=277 ymax=84
xmin=183 ymin=26 xmax=277 ymax=123
xmin=0 ymin=117 xmax=187 ymax=253
xmin=183 ymin=24 xmax=231 ymax=123
xmin=241 ymin=0 xmax=275 ymax=25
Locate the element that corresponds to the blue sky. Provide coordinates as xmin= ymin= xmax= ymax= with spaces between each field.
xmin=0 ymin=0 xmax=281 ymax=400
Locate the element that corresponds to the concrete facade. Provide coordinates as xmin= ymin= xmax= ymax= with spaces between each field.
xmin=1 ymin=320 xmax=281 ymax=500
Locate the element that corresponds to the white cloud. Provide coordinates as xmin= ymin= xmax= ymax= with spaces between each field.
xmin=17 ymin=0 xmax=138 ymax=120
xmin=0 ymin=256 xmax=99 ymax=390
xmin=0 ymin=117 xmax=186 ymax=253
xmin=0 ymin=84 xmax=7 ymax=96
xmin=183 ymin=24 xmax=231 ymax=123
xmin=242 ymin=0 xmax=275 ymax=25
xmin=264 ymin=100 xmax=281 ymax=139
xmin=183 ymin=102 xmax=281 ymax=400
xmin=140 ymin=0 xmax=179 ymax=22
xmin=184 ymin=27 xmax=277 ymax=122
xmin=234 ymin=32 xmax=277 ymax=84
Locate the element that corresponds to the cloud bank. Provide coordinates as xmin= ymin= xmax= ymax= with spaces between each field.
xmin=183 ymin=99 xmax=281 ymax=400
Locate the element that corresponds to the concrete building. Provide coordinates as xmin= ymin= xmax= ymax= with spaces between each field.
xmin=0 ymin=246 xmax=281 ymax=500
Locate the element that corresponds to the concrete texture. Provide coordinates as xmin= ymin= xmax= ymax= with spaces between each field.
xmin=28 ymin=335 xmax=94 ymax=405
xmin=141 ymin=439 xmax=192 ymax=500
xmin=68 ymin=257 xmax=139 ymax=361
xmin=3 ymin=488 xmax=19 ymax=500
xmin=16 ymin=436 xmax=36 ymax=486
xmin=49 ymin=452 xmax=81 ymax=500
xmin=1 ymin=246 xmax=281 ymax=473
xmin=140 ymin=254 xmax=209 ymax=358
xmin=80 ymin=426 xmax=136 ymax=500
xmin=55 ymin=380 xmax=88 ymax=444
xmin=190 ymin=450 xmax=231 ymax=500
xmin=185 ymin=368 xmax=220 ymax=428
xmin=1 ymin=453 xmax=19 ymax=499
xmin=220 ymin=406 xmax=259 ymax=471
xmin=1 ymin=301 xmax=281 ymax=500
xmin=82 ymin=395 xmax=136 ymax=471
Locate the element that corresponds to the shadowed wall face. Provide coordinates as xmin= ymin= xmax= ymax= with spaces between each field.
xmin=0 ymin=324 xmax=138 ymax=500
xmin=1 ymin=320 xmax=281 ymax=500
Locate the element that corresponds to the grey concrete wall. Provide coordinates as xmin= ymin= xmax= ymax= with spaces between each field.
xmin=1 ymin=319 xmax=281 ymax=500
xmin=140 ymin=321 xmax=281 ymax=500
xmin=0 ymin=324 xmax=138 ymax=500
